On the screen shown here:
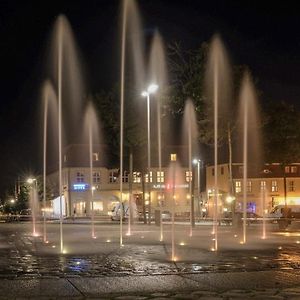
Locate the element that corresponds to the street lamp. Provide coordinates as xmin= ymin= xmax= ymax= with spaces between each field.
xmin=141 ymin=83 xmax=159 ymax=224
xmin=27 ymin=177 xmax=38 ymax=236
xmin=193 ymin=159 xmax=202 ymax=219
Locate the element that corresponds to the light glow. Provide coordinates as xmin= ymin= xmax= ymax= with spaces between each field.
xmin=147 ymin=84 xmax=158 ymax=94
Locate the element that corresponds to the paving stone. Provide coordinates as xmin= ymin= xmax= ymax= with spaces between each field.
xmin=172 ymin=294 xmax=196 ymax=299
xmin=114 ymin=296 xmax=148 ymax=300
xmin=151 ymin=293 xmax=170 ymax=297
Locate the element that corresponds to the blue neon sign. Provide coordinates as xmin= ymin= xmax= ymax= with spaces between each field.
xmin=73 ymin=183 xmax=89 ymax=191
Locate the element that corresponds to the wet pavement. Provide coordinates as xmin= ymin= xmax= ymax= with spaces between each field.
xmin=0 ymin=222 xmax=300 ymax=298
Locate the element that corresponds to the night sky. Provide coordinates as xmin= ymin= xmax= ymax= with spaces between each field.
xmin=0 ymin=0 xmax=300 ymax=198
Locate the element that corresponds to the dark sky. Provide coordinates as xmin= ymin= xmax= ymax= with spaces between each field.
xmin=0 ymin=0 xmax=300 ymax=198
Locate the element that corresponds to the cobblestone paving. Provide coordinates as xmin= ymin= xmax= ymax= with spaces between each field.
xmin=1 ymin=286 xmax=300 ymax=299
xmin=107 ymin=287 xmax=300 ymax=299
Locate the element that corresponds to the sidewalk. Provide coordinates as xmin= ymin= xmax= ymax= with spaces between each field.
xmin=0 ymin=270 xmax=300 ymax=299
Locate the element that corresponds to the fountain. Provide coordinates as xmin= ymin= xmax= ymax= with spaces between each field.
xmin=205 ymin=35 xmax=232 ymax=251
xmin=120 ymin=0 xmax=146 ymax=245
xmin=238 ymin=72 xmax=262 ymax=244
xmin=42 ymin=80 xmax=58 ymax=243
xmin=83 ymin=102 xmax=101 ymax=239
xmin=49 ymin=15 xmax=86 ymax=253
xmin=182 ymin=99 xmax=199 ymax=237
xmin=166 ymin=159 xmax=186 ymax=261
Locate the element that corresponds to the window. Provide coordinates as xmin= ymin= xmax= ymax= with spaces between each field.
xmin=170 ymin=153 xmax=177 ymax=161
xmin=157 ymin=171 xmax=164 ymax=183
xmin=122 ymin=171 xmax=129 ymax=183
xmin=221 ymin=166 xmax=224 ymax=175
xmin=285 ymin=166 xmax=290 ymax=173
xmin=109 ymin=171 xmax=118 ymax=183
xmin=260 ymin=181 xmax=266 ymax=191
xmin=145 ymin=171 xmax=153 ymax=183
xmin=235 ymin=181 xmax=241 ymax=193
xmin=185 ymin=171 xmax=192 ymax=182
xmin=239 ymin=166 xmax=244 ymax=174
xmin=93 ymin=152 xmax=99 ymax=161
xmin=291 ymin=166 xmax=297 ymax=173
xmin=289 ymin=181 xmax=295 ymax=192
xmin=212 ymin=168 xmax=215 ymax=176
xmin=271 ymin=180 xmax=278 ymax=192
xmin=247 ymin=181 xmax=252 ymax=193
xmin=76 ymin=172 xmax=84 ymax=183
xmin=133 ymin=172 xmax=141 ymax=183
xmin=93 ymin=172 xmax=100 ymax=183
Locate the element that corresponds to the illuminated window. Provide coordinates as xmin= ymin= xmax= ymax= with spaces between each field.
xmin=158 ymin=194 xmax=165 ymax=207
xmin=92 ymin=201 xmax=103 ymax=212
xmin=247 ymin=181 xmax=252 ymax=193
xmin=271 ymin=181 xmax=278 ymax=192
xmin=285 ymin=166 xmax=290 ymax=173
xmin=185 ymin=171 xmax=192 ymax=182
xmin=157 ymin=171 xmax=164 ymax=183
xmin=291 ymin=166 xmax=297 ymax=173
xmin=260 ymin=181 xmax=266 ymax=191
xmin=122 ymin=171 xmax=129 ymax=183
xmin=289 ymin=181 xmax=295 ymax=192
xmin=93 ymin=172 xmax=100 ymax=183
xmin=109 ymin=171 xmax=118 ymax=183
xmin=145 ymin=171 xmax=153 ymax=183
xmin=76 ymin=172 xmax=84 ymax=183
xmin=133 ymin=172 xmax=141 ymax=183
xmin=235 ymin=181 xmax=241 ymax=193
xmin=170 ymin=153 xmax=177 ymax=161
xmin=93 ymin=152 xmax=99 ymax=161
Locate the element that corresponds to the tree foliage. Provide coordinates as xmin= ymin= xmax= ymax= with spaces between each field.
xmin=263 ymin=101 xmax=300 ymax=164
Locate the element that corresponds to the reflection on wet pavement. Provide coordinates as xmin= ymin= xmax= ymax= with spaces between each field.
xmin=0 ymin=223 xmax=299 ymax=279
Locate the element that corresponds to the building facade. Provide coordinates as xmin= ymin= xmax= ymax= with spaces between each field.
xmin=46 ymin=145 xmax=202 ymax=219
xmin=206 ymin=162 xmax=300 ymax=216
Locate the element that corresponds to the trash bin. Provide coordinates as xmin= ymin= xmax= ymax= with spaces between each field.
xmin=155 ymin=210 xmax=160 ymax=226
xmin=232 ymin=213 xmax=242 ymax=228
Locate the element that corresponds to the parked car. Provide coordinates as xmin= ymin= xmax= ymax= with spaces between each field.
xmin=222 ymin=212 xmax=261 ymax=225
xmin=19 ymin=209 xmax=32 ymax=221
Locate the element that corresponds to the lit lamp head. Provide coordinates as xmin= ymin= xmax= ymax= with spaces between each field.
xmin=141 ymin=84 xmax=159 ymax=98
xmin=226 ymin=195 xmax=235 ymax=204
xmin=27 ymin=178 xmax=35 ymax=184
xmin=193 ymin=158 xmax=200 ymax=165
xmin=147 ymin=84 xmax=158 ymax=94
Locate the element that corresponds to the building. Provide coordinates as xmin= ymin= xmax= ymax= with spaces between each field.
xmin=206 ymin=162 xmax=300 ymax=216
xmin=46 ymin=144 xmax=203 ymax=219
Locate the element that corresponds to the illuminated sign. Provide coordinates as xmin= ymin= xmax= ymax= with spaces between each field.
xmin=153 ymin=184 xmax=189 ymax=189
xmin=73 ymin=184 xmax=89 ymax=191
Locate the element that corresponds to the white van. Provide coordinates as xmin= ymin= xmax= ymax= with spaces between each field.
xmin=109 ymin=201 xmax=138 ymax=221
xmin=267 ymin=205 xmax=300 ymax=219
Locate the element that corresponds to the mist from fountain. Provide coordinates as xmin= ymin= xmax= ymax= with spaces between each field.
xmin=149 ymin=31 xmax=169 ymax=241
xmin=205 ymin=35 xmax=232 ymax=251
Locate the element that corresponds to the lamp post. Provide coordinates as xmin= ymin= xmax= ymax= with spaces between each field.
xmin=193 ymin=159 xmax=202 ymax=220
xmin=27 ymin=177 xmax=37 ymax=236
xmin=141 ymin=84 xmax=158 ymax=224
